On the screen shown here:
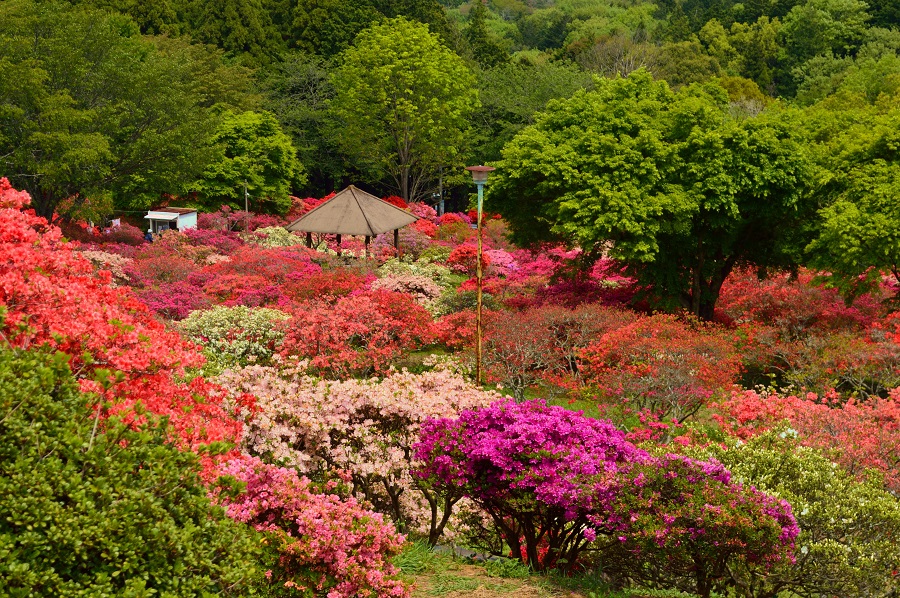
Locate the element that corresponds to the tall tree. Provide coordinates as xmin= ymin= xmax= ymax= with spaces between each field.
xmin=488 ymin=70 xmax=814 ymax=319
xmin=330 ymin=18 xmax=479 ymax=201
xmin=0 ymin=0 xmax=253 ymax=219
xmin=192 ymin=111 xmax=306 ymax=214
xmin=464 ymin=0 xmax=509 ymax=68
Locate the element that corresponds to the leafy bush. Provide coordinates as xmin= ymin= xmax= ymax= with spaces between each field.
xmin=700 ymin=432 xmax=900 ymax=598
xmin=447 ymin=243 xmax=490 ymax=275
xmin=101 ymin=222 xmax=146 ymax=245
xmin=183 ymin=227 xmax=244 ymax=254
xmin=715 ymin=386 xmax=900 ymax=492
xmin=248 ymin=226 xmax=305 ymax=248
xmin=0 ymin=348 xmax=261 ymax=597
xmin=179 ymin=305 xmax=291 ymax=368
xmin=138 ymin=280 xmax=211 ymax=320
xmin=371 ymin=274 xmax=443 ymax=306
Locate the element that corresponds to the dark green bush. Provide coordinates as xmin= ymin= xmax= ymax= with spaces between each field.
xmin=0 ymin=348 xmax=261 ymax=597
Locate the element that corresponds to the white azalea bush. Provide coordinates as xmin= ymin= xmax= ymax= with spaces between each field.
xmin=178 ymin=305 xmax=291 ymax=369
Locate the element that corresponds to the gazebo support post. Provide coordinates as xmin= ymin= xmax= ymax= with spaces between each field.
xmin=306 ymin=232 xmax=312 ymax=248
xmin=365 ymin=235 xmax=370 ymax=258
xmin=394 ymin=229 xmax=401 ymax=258
xmin=336 ymin=234 xmax=342 ymax=256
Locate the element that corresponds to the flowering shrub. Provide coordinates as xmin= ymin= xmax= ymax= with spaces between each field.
xmin=137 ymin=280 xmax=211 ymax=320
xmin=217 ymin=365 xmax=502 ymax=542
xmin=433 ymin=310 xmax=477 ymax=350
xmin=381 ymin=195 xmax=408 ymax=209
xmin=0 ymin=178 xmax=245 ymax=457
xmin=79 ymin=250 xmax=132 ymax=286
xmin=416 ymin=399 xmax=798 ymax=591
xmin=415 ymin=399 xmax=653 ymax=571
xmin=372 ymin=227 xmax=432 ymax=259
xmin=407 ymin=202 xmax=437 ymax=222
xmin=179 ymin=306 xmax=291 ymax=368
xmin=201 ymin=245 xmax=322 ymax=285
xmin=714 ymin=387 xmax=900 ymax=492
xmin=280 ymin=290 xmax=434 ymax=378
xmin=215 ymin=456 xmax=409 ymax=598
xmin=447 ymin=244 xmax=490 ymax=275
xmin=411 ymin=218 xmax=437 ymax=237
xmin=203 ymin=274 xmax=287 ymax=308
xmin=609 ymin=454 xmax=798 ymax=598
xmin=283 ymin=269 xmax=371 ymax=302
xmin=700 ymin=431 xmax=900 ymax=598
xmin=249 ymin=226 xmax=305 ymax=248
xmin=378 ymin=257 xmax=454 ymax=287
xmin=579 ymin=314 xmax=741 ymax=422
xmin=183 ymin=227 xmax=244 ymax=254
xmin=435 ymin=220 xmax=475 ymax=244
xmin=101 ymin=222 xmax=145 ymax=245
xmin=371 ymin=274 xmax=442 ymax=306
xmin=124 ymin=253 xmax=199 ymax=287
xmin=485 ymin=248 xmax=518 ymax=276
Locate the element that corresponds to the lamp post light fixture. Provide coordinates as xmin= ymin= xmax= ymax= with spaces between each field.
xmin=466 ymin=165 xmax=495 ymax=385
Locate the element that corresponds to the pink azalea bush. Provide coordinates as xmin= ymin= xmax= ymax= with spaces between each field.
xmin=415 ymin=400 xmax=797 ymax=592
xmin=216 ymin=364 xmax=504 ymax=543
xmin=215 ymin=456 xmax=409 ymax=598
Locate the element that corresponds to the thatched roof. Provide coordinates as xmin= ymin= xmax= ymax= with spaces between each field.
xmin=285 ymin=185 xmax=418 ymax=236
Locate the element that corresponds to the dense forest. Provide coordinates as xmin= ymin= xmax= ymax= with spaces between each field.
xmin=2 ymin=0 xmax=900 ymax=313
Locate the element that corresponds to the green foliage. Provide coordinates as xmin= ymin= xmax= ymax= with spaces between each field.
xmin=489 ymin=70 xmax=814 ymax=318
xmin=331 ymin=17 xmax=479 ymax=201
xmin=0 ymin=0 xmax=252 ymax=219
xmin=700 ymin=432 xmax=900 ymax=598
xmin=193 ymin=110 xmax=306 ymax=214
xmin=464 ymin=0 xmax=510 ymax=68
xmin=180 ymin=0 xmax=284 ymax=63
xmin=0 ymin=347 xmax=261 ymax=596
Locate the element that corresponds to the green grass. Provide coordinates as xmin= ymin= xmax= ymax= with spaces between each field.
xmin=394 ymin=541 xmax=454 ymax=576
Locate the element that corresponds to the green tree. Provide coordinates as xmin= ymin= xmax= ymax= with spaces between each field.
xmin=262 ymin=51 xmax=346 ymax=195
xmin=193 ymin=111 xmax=306 ymax=214
xmin=331 ymin=17 xmax=479 ymax=201
xmin=464 ymin=0 xmax=509 ymax=68
xmin=700 ymin=432 xmax=900 ymax=598
xmin=489 ymin=70 xmax=814 ymax=319
xmin=0 ymin=347 xmax=261 ymax=596
xmin=0 ymin=0 xmax=253 ymax=220
xmin=179 ymin=0 xmax=284 ymax=63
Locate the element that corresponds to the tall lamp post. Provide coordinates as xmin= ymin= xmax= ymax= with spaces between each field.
xmin=466 ymin=165 xmax=495 ymax=385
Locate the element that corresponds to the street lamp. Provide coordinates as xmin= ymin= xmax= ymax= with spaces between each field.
xmin=466 ymin=165 xmax=495 ymax=385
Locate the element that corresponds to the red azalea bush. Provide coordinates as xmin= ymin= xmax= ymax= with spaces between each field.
xmin=138 ymin=281 xmax=211 ymax=320
xmin=447 ymin=244 xmax=490 ymax=275
xmin=183 ymin=227 xmax=244 ymax=254
xmin=579 ymin=314 xmax=742 ymax=422
xmin=283 ymin=269 xmax=371 ymax=302
xmin=411 ymin=218 xmax=437 ymax=237
xmin=407 ymin=202 xmax=437 ymax=222
xmin=0 ymin=178 xmax=245 ymax=458
xmin=482 ymin=304 xmax=637 ymax=399
xmin=124 ymin=253 xmax=199 ymax=287
xmin=714 ymin=387 xmax=900 ymax=492
xmin=215 ymin=456 xmax=409 ymax=598
xmin=433 ymin=310 xmax=478 ymax=350
xmin=201 ymin=245 xmax=322 ymax=286
xmin=381 ymin=195 xmax=408 ymax=209
xmin=280 ymin=290 xmax=434 ymax=378
xmin=203 ymin=274 xmax=287 ymax=308
xmin=102 ymin=223 xmax=146 ymax=245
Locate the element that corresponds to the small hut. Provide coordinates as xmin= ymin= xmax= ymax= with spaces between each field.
xmin=286 ymin=185 xmax=418 ymax=254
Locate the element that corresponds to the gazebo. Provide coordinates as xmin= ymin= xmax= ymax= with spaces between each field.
xmin=285 ymin=185 xmax=418 ymax=255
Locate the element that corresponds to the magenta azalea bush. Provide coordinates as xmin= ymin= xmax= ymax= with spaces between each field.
xmin=414 ymin=400 xmax=798 ymax=593
xmin=215 ymin=456 xmax=409 ymax=598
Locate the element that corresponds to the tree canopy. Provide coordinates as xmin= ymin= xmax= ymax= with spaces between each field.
xmin=488 ymin=70 xmax=814 ymax=319
xmin=330 ymin=17 xmax=479 ymax=201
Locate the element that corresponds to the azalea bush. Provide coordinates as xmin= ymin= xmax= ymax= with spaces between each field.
xmin=249 ymin=226 xmax=305 ymax=248
xmin=700 ymin=432 xmax=900 ymax=598
xmin=415 ymin=399 xmax=797 ymax=584
xmin=217 ymin=364 xmax=503 ymax=542
xmin=179 ymin=305 xmax=291 ymax=369
xmin=447 ymin=243 xmax=490 ymax=275
xmin=714 ymin=386 xmax=900 ymax=492
xmin=579 ymin=314 xmax=742 ymax=422
xmin=371 ymin=274 xmax=443 ymax=306
xmin=280 ymin=290 xmax=434 ymax=378
xmin=0 ymin=178 xmax=245 ymax=457
xmin=215 ymin=456 xmax=409 ymax=598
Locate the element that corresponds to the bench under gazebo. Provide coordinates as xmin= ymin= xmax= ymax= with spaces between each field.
xmin=285 ymin=185 xmax=418 ymax=255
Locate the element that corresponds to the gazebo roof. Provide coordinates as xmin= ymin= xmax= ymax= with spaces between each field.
xmin=285 ymin=185 xmax=417 ymax=237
